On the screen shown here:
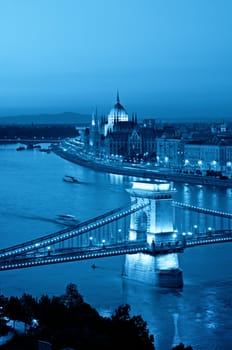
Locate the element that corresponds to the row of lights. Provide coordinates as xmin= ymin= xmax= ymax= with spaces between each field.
xmin=172 ymin=225 xmax=214 ymax=239
xmin=0 ymin=206 xmax=132 ymax=259
xmin=0 ymin=246 xmax=147 ymax=271
xmin=174 ymin=201 xmax=232 ymax=218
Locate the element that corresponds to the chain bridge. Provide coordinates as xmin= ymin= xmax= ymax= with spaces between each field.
xmin=1 ymin=180 xmax=231 ymax=288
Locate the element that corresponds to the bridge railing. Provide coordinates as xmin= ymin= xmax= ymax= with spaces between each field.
xmin=173 ymin=201 xmax=232 ymax=218
xmin=0 ymin=200 xmax=149 ymax=259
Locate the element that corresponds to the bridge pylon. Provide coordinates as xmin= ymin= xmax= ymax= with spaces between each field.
xmin=124 ymin=180 xmax=183 ymax=288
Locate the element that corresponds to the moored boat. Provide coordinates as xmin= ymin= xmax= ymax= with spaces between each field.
xmin=39 ymin=148 xmax=51 ymax=153
xmin=16 ymin=146 xmax=26 ymax=151
xmin=63 ymin=175 xmax=79 ymax=183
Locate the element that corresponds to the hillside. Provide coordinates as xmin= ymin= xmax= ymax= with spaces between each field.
xmin=0 ymin=112 xmax=91 ymax=125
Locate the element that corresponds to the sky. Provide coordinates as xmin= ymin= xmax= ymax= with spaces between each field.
xmin=0 ymin=0 xmax=232 ymax=121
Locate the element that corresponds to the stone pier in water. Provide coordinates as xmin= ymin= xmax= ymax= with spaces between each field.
xmin=123 ymin=179 xmax=183 ymax=288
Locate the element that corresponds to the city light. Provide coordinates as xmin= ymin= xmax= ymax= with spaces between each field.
xmin=156 ymin=253 xmax=179 ymax=270
xmin=132 ymin=181 xmax=170 ymax=192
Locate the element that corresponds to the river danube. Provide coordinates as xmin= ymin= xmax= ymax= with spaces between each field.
xmin=0 ymin=144 xmax=231 ymax=350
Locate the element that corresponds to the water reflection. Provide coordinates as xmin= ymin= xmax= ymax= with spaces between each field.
xmin=108 ymin=173 xmax=124 ymax=185
xmin=172 ymin=313 xmax=181 ymax=348
xmin=183 ymin=184 xmax=191 ymax=203
xmin=0 ymin=145 xmax=232 ymax=350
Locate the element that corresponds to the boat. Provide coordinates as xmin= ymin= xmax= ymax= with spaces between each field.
xmin=39 ymin=148 xmax=51 ymax=153
xmin=16 ymin=146 xmax=26 ymax=151
xmin=63 ymin=175 xmax=79 ymax=183
xmin=56 ymin=214 xmax=79 ymax=224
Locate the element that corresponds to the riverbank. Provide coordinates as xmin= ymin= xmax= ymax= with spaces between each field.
xmin=52 ymin=143 xmax=232 ymax=188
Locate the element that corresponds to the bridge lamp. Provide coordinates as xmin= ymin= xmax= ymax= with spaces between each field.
xmin=193 ymin=225 xmax=198 ymax=233
xmin=89 ymin=236 xmax=93 ymax=246
xmin=102 ymin=239 xmax=106 ymax=248
xmin=117 ymin=229 xmax=122 ymax=240
xmin=173 ymin=229 xmax=178 ymax=236
xmin=47 ymin=246 xmax=51 ymax=256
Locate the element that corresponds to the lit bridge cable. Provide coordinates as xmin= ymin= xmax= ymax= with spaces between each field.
xmin=173 ymin=201 xmax=232 ymax=218
xmin=0 ymin=199 xmax=149 ymax=259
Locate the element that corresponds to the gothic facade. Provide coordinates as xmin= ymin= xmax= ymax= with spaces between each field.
xmin=88 ymin=92 xmax=157 ymax=161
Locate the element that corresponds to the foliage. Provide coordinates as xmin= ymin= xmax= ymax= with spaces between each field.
xmin=172 ymin=343 xmax=193 ymax=350
xmin=109 ymin=304 xmax=155 ymax=349
xmin=0 ymin=283 xmax=156 ymax=350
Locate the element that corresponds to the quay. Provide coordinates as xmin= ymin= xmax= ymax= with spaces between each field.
xmin=52 ymin=142 xmax=232 ymax=188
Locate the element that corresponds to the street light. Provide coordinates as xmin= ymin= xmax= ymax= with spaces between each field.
xmin=164 ymin=156 xmax=169 ymax=167
xmin=47 ymin=246 xmax=51 ymax=256
xmin=118 ymin=229 xmax=122 ymax=241
xmin=182 ymin=232 xmax=186 ymax=247
xmin=207 ymin=227 xmax=212 ymax=236
xmin=211 ymin=160 xmax=217 ymax=170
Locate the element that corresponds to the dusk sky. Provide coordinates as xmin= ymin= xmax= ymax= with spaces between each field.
xmin=0 ymin=0 xmax=232 ymax=121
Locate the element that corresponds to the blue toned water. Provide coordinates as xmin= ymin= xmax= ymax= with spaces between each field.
xmin=0 ymin=144 xmax=231 ymax=350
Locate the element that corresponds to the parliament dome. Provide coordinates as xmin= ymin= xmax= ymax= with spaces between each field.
xmin=108 ymin=91 xmax=128 ymax=122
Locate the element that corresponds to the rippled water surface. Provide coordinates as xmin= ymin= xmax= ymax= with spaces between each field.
xmin=0 ymin=144 xmax=231 ymax=350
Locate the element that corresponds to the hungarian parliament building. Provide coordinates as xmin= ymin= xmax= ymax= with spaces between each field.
xmin=82 ymin=92 xmax=232 ymax=178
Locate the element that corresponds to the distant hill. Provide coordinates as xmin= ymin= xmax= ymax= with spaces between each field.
xmin=0 ymin=112 xmax=91 ymax=125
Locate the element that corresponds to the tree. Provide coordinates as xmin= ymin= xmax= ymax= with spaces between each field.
xmin=172 ymin=343 xmax=193 ymax=350
xmin=6 ymin=296 xmax=22 ymax=329
xmin=0 ymin=287 xmax=158 ymax=350
xmin=62 ymin=283 xmax=84 ymax=308
xmin=110 ymin=304 xmax=155 ymax=349
xmin=19 ymin=293 xmax=37 ymax=332
xmin=111 ymin=303 xmax=131 ymax=322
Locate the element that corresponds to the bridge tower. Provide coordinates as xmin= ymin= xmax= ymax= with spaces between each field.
xmin=123 ymin=180 xmax=183 ymax=288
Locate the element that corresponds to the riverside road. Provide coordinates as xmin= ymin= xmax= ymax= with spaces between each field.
xmin=52 ymin=141 xmax=232 ymax=188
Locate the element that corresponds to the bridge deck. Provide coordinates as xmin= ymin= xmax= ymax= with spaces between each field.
xmin=0 ymin=200 xmax=232 ymax=271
